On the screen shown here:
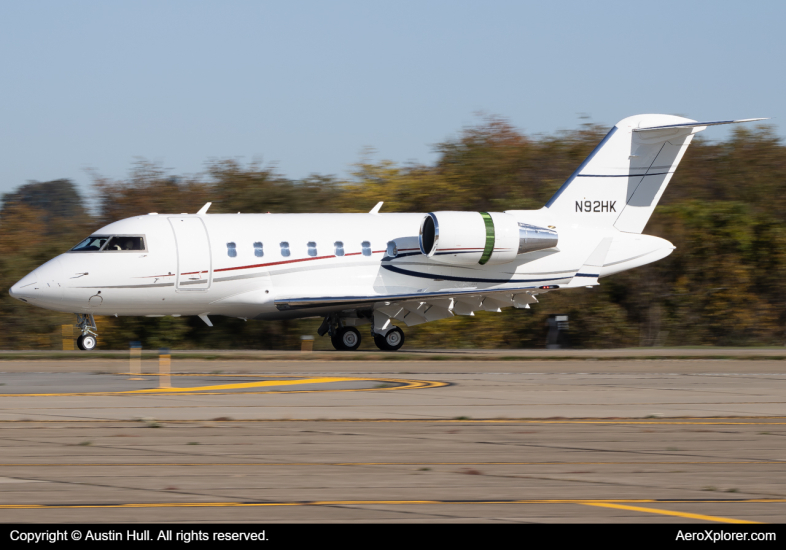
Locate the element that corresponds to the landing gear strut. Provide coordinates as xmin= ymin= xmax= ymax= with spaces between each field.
xmin=75 ymin=313 xmax=98 ymax=351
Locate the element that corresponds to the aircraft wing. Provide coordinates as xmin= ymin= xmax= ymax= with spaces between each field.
xmin=275 ymin=236 xmax=619 ymax=326
xmin=275 ymin=284 xmax=546 ymax=327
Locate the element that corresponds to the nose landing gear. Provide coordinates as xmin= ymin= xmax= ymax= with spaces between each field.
xmin=75 ymin=313 xmax=98 ymax=351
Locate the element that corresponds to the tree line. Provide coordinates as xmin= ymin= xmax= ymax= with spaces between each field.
xmin=1 ymin=118 xmax=784 ymax=350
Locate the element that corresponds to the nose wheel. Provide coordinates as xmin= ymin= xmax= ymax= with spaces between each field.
xmin=77 ymin=334 xmax=97 ymax=351
xmin=74 ymin=313 xmax=98 ymax=351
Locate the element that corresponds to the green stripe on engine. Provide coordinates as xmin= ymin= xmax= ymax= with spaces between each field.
xmin=479 ymin=212 xmax=495 ymax=265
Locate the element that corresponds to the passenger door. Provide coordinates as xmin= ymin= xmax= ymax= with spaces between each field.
xmin=169 ymin=217 xmax=212 ymax=290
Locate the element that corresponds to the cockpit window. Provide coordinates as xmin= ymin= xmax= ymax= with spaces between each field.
xmin=70 ymin=236 xmax=110 ymax=252
xmin=69 ymin=235 xmax=146 ymax=252
xmin=104 ymin=236 xmax=146 ymax=252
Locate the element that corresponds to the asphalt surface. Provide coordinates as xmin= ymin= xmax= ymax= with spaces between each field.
xmin=0 ymin=354 xmax=784 ymax=523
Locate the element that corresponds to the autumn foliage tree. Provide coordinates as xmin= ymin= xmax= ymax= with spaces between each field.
xmin=1 ymin=118 xmax=784 ymax=349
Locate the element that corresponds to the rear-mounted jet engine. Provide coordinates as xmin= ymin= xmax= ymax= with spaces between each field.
xmin=418 ymin=211 xmax=558 ymax=266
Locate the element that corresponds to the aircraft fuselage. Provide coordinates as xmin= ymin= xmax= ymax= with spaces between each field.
xmin=10 ymin=210 xmax=673 ymax=321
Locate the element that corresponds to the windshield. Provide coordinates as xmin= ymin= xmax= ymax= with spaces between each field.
xmin=69 ymin=235 xmax=146 ymax=252
xmin=104 ymin=236 xmax=146 ymax=251
xmin=70 ymin=236 xmax=110 ymax=252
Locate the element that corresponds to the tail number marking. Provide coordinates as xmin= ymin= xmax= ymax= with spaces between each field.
xmin=575 ymin=201 xmax=616 ymax=213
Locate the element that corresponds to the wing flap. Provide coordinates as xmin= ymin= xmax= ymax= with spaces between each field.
xmin=275 ymin=285 xmax=545 ymax=311
xmin=423 ymin=305 xmax=453 ymax=321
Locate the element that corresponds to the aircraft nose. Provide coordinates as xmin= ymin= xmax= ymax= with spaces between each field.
xmin=9 ymin=258 xmax=64 ymax=303
xmin=9 ymin=269 xmax=39 ymax=302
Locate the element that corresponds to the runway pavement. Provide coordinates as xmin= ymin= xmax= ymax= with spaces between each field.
xmin=0 ymin=352 xmax=784 ymax=523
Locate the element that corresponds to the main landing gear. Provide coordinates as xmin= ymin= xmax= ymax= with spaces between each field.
xmin=331 ymin=326 xmax=361 ymax=351
xmin=373 ymin=326 xmax=405 ymax=351
xmin=75 ymin=313 xmax=98 ymax=351
xmin=319 ymin=313 xmax=405 ymax=352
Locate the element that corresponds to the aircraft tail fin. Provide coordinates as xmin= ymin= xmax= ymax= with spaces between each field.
xmin=545 ymin=115 xmax=765 ymax=233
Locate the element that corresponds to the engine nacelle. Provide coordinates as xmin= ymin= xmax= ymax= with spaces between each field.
xmin=419 ymin=211 xmax=557 ymax=266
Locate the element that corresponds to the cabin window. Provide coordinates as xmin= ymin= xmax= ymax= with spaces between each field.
xmin=362 ymin=241 xmax=372 ymax=257
xmin=253 ymin=242 xmax=264 ymax=258
xmin=307 ymin=242 xmax=317 ymax=257
xmin=334 ymin=241 xmax=344 ymax=256
xmin=280 ymin=242 xmax=290 ymax=257
xmin=386 ymin=241 xmax=398 ymax=258
xmin=226 ymin=242 xmax=237 ymax=258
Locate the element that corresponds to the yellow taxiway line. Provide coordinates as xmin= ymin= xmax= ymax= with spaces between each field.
xmin=580 ymin=502 xmax=759 ymax=523
xmin=122 ymin=377 xmax=350 ymax=394
xmin=0 ymin=376 xmax=447 ymax=397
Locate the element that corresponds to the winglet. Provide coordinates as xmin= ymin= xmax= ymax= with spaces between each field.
xmin=197 ymin=202 xmax=212 ymax=215
xmin=369 ymin=201 xmax=383 ymax=214
xmin=569 ymin=238 xmax=613 ymax=287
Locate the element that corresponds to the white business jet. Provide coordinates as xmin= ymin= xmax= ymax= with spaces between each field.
xmin=9 ymin=114 xmax=764 ymax=351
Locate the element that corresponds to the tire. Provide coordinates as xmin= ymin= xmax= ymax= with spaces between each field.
xmin=77 ymin=334 xmax=97 ymax=351
xmin=337 ymin=326 xmax=361 ymax=351
xmin=383 ymin=327 xmax=404 ymax=351
xmin=331 ymin=333 xmax=344 ymax=351
xmin=373 ymin=333 xmax=390 ymax=351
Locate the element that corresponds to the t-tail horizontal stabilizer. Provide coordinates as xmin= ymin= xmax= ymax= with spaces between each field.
xmin=633 ymin=118 xmax=768 ymax=132
xmin=568 ymin=238 xmax=613 ymax=288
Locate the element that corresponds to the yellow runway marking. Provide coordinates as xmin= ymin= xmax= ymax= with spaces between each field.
xmin=0 ymin=377 xmax=447 ymax=397
xmin=581 ymin=502 xmax=759 ymax=524
xmin=122 ymin=377 xmax=349 ymax=394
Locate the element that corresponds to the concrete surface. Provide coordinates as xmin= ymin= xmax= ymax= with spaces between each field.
xmin=0 ymin=357 xmax=784 ymax=523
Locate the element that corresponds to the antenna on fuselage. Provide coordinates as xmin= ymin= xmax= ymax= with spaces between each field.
xmin=369 ymin=201 xmax=383 ymax=214
xmin=197 ymin=202 xmax=211 ymax=215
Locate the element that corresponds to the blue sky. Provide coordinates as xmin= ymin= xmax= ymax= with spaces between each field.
xmin=1 ymin=0 xmax=783 ymax=198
